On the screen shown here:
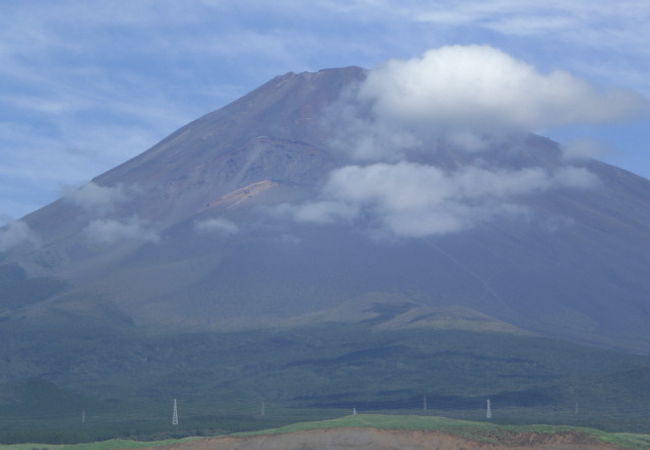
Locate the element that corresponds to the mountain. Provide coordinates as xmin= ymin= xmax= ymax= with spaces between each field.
xmin=4 ymin=66 xmax=649 ymax=351
xmin=1 ymin=66 xmax=650 ymax=441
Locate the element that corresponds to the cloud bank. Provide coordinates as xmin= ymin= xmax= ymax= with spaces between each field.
xmin=329 ymin=46 xmax=647 ymax=162
xmin=287 ymin=162 xmax=597 ymax=237
xmin=297 ymin=45 xmax=616 ymax=238
xmin=360 ymin=45 xmax=647 ymax=131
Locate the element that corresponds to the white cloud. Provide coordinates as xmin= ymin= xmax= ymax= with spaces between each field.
xmin=325 ymin=104 xmax=420 ymax=161
xmin=410 ymin=1 xmax=650 ymax=48
xmin=194 ymin=217 xmax=239 ymax=235
xmin=0 ymin=120 xmax=164 ymax=218
xmin=0 ymin=214 xmax=12 ymax=227
xmin=325 ymin=45 xmax=649 ymax=166
xmin=307 ymin=45 xmax=614 ymax=237
xmin=2 ymin=0 xmax=649 ymax=220
xmin=0 ymin=220 xmax=40 ymax=251
xmin=62 ymin=182 xmax=127 ymax=210
xmin=83 ymin=218 xmax=159 ymax=245
xmin=552 ymin=166 xmax=599 ymax=188
xmin=359 ymin=45 xmax=647 ymax=132
xmin=288 ymin=161 xmax=598 ymax=237
xmin=561 ymin=139 xmax=609 ymax=161
xmin=277 ymin=201 xmax=359 ymax=225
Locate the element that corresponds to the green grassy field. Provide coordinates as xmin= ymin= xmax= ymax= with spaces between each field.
xmin=2 ymin=414 xmax=650 ymax=449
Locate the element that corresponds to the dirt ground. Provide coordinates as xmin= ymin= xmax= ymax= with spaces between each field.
xmin=137 ymin=427 xmax=622 ymax=450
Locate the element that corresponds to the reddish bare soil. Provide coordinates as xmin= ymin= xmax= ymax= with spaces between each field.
xmin=138 ymin=427 xmax=621 ymax=450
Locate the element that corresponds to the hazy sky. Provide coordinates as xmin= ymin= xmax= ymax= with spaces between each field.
xmin=1 ymin=0 xmax=649 ymax=221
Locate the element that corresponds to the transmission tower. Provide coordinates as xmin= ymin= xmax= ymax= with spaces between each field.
xmin=260 ymin=400 xmax=266 ymax=417
xmin=172 ymin=399 xmax=179 ymax=425
xmin=81 ymin=408 xmax=86 ymax=425
xmin=486 ymin=399 xmax=492 ymax=419
xmin=423 ymin=395 xmax=428 ymax=411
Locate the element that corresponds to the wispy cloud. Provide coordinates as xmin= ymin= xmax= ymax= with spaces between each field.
xmin=0 ymin=120 xmax=160 ymax=218
xmin=406 ymin=1 xmax=650 ymax=92
xmin=83 ymin=217 xmax=159 ymax=245
xmin=287 ymin=162 xmax=597 ymax=237
xmin=0 ymin=214 xmax=12 ymax=227
xmin=62 ymin=182 xmax=128 ymax=211
xmin=276 ymin=201 xmax=359 ymax=225
xmin=0 ymin=220 xmax=41 ymax=251
xmin=1 ymin=1 xmax=648 ymax=219
xmin=561 ymin=139 xmax=610 ymax=161
xmin=194 ymin=217 xmax=239 ymax=236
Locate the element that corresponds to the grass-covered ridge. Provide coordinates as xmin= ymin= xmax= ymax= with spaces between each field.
xmin=237 ymin=414 xmax=650 ymax=449
xmin=0 ymin=436 xmax=197 ymax=450
xmin=3 ymin=414 xmax=650 ymax=449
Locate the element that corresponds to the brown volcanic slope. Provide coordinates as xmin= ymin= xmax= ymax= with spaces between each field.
xmin=140 ymin=428 xmax=619 ymax=450
xmin=4 ymin=65 xmax=650 ymax=352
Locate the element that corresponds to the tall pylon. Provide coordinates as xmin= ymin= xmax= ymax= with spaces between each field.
xmin=81 ymin=408 xmax=86 ymax=425
xmin=486 ymin=399 xmax=492 ymax=419
xmin=172 ymin=399 xmax=179 ymax=425
xmin=423 ymin=395 xmax=428 ymax=411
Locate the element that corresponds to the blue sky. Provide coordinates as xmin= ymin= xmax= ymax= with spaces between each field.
xmin=1 ymin=0 xmax=649 ymax=221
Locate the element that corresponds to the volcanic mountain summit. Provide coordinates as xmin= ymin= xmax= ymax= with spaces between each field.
xmin=3 ymin=65 xmax=650 ymax=353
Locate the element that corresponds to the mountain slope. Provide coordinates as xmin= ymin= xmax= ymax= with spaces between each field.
xmin=1 ymin=66 xmax=650 ymax=355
